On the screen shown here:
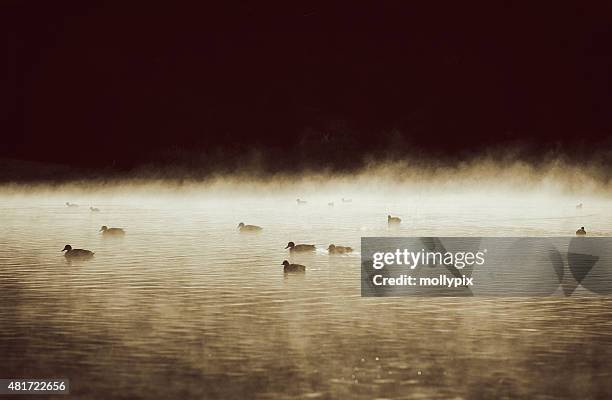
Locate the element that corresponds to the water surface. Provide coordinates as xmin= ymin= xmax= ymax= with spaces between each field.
xmin=1 ymin=189 xmax=611 ymax=399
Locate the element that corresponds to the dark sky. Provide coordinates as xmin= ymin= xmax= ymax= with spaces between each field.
xmin=2 ymin=2 xmax=612 ymax=173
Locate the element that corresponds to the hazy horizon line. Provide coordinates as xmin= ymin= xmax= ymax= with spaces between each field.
xmin=0 ymin=153 xmax=610 ymax=197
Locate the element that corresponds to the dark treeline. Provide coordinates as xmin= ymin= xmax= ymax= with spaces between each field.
xmin=2 ymin=2 xmax=612 ymax=177
xmin=2 ymin=140 xmax=612 ymax=184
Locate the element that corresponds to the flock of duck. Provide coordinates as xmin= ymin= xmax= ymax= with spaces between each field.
xmin=265 ymin=202 xmax=587 ymax=272
xmin=60 ymin=199 xmax=589 ymax=270
xmin=61 ymin=203 xmax=125 ymax=259
xmin=262 ymin=200 xmax=402 ymax=273
xmin=279 ymin=240 xmax=356 ymax=272
xmin=239 ymin=218 xmax=360 ymax=272
xmin=62 ymin=199 xmax=369 ymax=271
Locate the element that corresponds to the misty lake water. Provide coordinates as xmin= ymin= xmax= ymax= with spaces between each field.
xmin=1 ymin=187 xmax=612 ymax=399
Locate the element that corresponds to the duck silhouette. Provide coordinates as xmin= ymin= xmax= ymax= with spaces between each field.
xmin=576 ymin=227 xmax=587 ymax=236
xmin=62 ymin=244 xmax=94 ymax=259
xmin=296 ymin=199 xmax=307 ymax=204
xmin=237 ymin=222 xmax=262 ymax=232
xmin=285 ymin=241 xmax=315 ymax=252
xmin=328 ymin=244 xmax=353 ymax=254
xmin=388 ymin=215 xmax=402 ymax=224
xmin=65 ymin=202 xmax=79 ymax=207
xmin=282 ymin=260 xmax=306 ymax=273
xmin=100 ymin=226 xmax=125 ymax=235
xmin=90 ymin=207 xmax=100 ymax=212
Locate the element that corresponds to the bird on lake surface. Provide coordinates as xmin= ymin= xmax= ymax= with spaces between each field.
xmin=65 ymin=202 xmax=79 ymax=207
xmin=100 ymin=225 xmax=125 ymax=235
xmin=282 ymin=260 xmax=306 ymax=273
xmin=285 ymin=241 xmax=316 ymax=252
xmin=237 ymin=222 xmax=262 ymax=232
xmin=576 ymin=227 xmax=587 ymax=236
xmin=62 ymin=244 xmax=94 ymax=259
xmin=328 ymin=244 xmax=353 ymax=254
xmin=90 ymin=206 xmax=100 ymax=212
xmin=388 ymin=215 xmax=402 ymax=224
xmin=296 ymin=198 xmax=307 ymax=204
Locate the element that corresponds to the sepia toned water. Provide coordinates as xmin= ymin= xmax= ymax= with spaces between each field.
xmin=1 ymin=188 xmax=612 ymax=399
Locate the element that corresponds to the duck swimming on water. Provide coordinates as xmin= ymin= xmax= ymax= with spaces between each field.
xmin=328 ymin=244 xmax=353 ymax=254
xmin=62 ymin=244 xmax=94 ymax=259
xmin=100 ymin=226 xmax=125 ymax=235
xmin=296 ymin=199 xmax=307 ymax=204
xmin=65 ymin=202 xmax=79 ymax=207
xmin=285 ymin=241 xmax=316 ymax=252
xmin=237 ymin=222 xmax=262 ymax=232
xmin=282 ymin=260 xmax=306 ymax=273
xmin=90 ymin=207 xmax=100 ymax=212
xmin=388 ymin=215 xmax=402 ymax=224
xmin=576 ymin=227 xmax=587 ymax=236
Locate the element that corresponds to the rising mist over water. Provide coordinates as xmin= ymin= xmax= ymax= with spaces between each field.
xmin=2 ymin=156 xmax=612 ymax=195
xmin=2 ymin=161 xmax=612 ymax=398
